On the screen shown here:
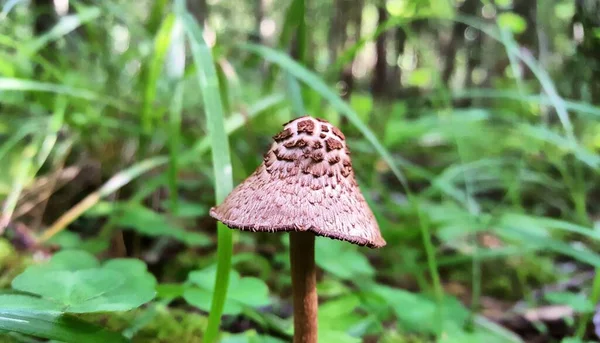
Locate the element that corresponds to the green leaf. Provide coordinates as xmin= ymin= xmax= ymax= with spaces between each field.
xmin=319 ymin=295 xmax=366 ymax=333
xmin=0 ymin=295 xmax=62 ymax=311
xmin=184 ymin=266 xmax=270 ymax=316
xmin=315 ymin=239 xmax=374 ymax=280
xmin=142 ymin=13 xmax=175 ymax=134
xmin=545 ymin=292 xmax=595 ymax=313
xmin=350 ymin=93 xmax=373 ymax=122
xmin=0 ymin=309 xmax=128 ymax=343
xmin=11 ymin=250 xmax=156 ymax=313
xmin=0 ymin=78 xmax=131 ymax=112
xmin=112 ymin=203 xmax=211 ymax=246
xmin=26 ymin=7 xmax=101 ymax=55
xmin=407 ymin=68 xmax=433 ymax=87
xmin=181 ymin=9 xmax=235 ymax=343
xmin=45 ymin=231 xmax=82 ymax=249
xmin=318 ymin=330 xmax=361 ymax=343
xmin=373 ymin=286 xmax=469 ymax=335
xmin=554 ymin=2 xmax=575 ymax=20
xmin=497 ymin=13 xmax=527 ymax=34
xmin=220 ymin=330 xmax=287 ymax=343
xmin=162 ymin=199 xmax=207 ymax=218
xmin=561 ymin=338 xmax=596 ymax=343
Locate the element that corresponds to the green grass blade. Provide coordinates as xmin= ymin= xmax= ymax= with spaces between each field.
xmin=142 ymin=13 xmax=175 ymax=136
xmin=37 ymin=96 xmax=67 ymax=170
xmin=166 ymin=18 xmax=186 ymax=211
xmin=182 ymin=11 xmax=234 ymax=343
xmin=0 ymin=78 xmax=133 ymax=113
xmin=26 ymin=7 xmax=101 ymax=55
xmin=264 ymin=0 xmax=306 ymax=91
xmin=0 ymin=310 xmax=128 ymax=343
xmin=450 ymin=89 xmax=600 ymax=119
xmin=0 ymin=0 xmax=23 ymax=19
xmin=147 ymin=0 xmax=169 ymax=33
xmin=0 ymin=146 xmax=34 ymax=232
xmin=285 ymin=72 xmax=305 ymax=116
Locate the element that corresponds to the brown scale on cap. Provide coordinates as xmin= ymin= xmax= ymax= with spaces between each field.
xmin=297 ymin=119 xmax=315 ymax=135
xmin=209 ymin=115 xmax=386 ymax=248
xmin=273 ymin=128 xmax=293 ymax=142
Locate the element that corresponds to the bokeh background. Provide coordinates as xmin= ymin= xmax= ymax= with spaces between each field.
xmin=1 ymin=0 xmax=600 ymax=342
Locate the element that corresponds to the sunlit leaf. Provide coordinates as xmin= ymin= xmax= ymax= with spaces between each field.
xmin=497 ymin=13 xmax=527 ymax=34
xmin=11 ymin=250 xmax=156 ymax=313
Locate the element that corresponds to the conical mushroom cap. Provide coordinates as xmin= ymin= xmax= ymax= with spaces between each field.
xmin=210 ymin=116 xmax=386 ymax=248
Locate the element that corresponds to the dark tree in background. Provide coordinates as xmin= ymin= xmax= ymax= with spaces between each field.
xmin=442 ymin=0 xmax=478 ymax=86
xmin=189 ymin=0 xmax=209 ymax=26
xmin=371 ymin=1 xmax=388 ymax=98
xmin=573 ymin=0 xmax=600 ymax=101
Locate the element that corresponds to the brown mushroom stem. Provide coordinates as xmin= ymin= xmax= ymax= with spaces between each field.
xmin=290 ymin=231 xmax=318 ymax=343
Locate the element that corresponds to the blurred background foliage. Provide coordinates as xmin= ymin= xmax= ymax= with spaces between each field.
xmin=1 ymin=0 xmax=600 ymax=342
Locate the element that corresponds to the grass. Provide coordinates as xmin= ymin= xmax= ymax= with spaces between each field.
xmin=1 ymin=0 xmax=599 ymax=342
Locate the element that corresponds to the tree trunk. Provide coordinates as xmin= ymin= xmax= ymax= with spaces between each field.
xmin=573 ymin=0 xmax=600 ymax=101
xmin=188 ymin=0 xmax=208 ymax=26
xmin=340 ymin=0 xmax=363 ymax=101
xmin=371 ymin=4 xmax=388 ymax=97
xmin=442 ymin=0 xmax=478 ymax=85
xmin=390 ymin=27 xmax=407 ymax=98
xmin=252 ymin=0 xmax=264 ymax=44
xmin=33 ymin=0 xmax=55 ymax=37
xmin=329 ymin=0 xmax=350 ymax=64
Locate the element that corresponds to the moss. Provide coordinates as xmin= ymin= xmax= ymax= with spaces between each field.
xmin=0 ymin=239 xmax=31 ymax=289
xmin=82 ymin=306 xmax=207 ymax=343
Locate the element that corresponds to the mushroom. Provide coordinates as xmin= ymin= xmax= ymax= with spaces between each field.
xmin=210 ymin=115 xmax=386 ymax=343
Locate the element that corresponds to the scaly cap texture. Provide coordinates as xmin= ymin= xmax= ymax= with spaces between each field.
xmin=209 ymin=115 xmax=386 ymax=248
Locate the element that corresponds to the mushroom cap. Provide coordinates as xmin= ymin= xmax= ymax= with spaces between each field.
xmin=209 ymin=115 xmax=386 ymax=248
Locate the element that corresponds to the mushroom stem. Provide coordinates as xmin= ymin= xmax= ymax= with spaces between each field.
xmin=290 ymin=231 xmax=318 ymax=343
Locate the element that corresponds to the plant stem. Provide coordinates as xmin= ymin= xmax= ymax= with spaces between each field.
xmin=290 ymin=231 xmax=318 ymax=343
xmin=575 ymin=267 xmax=600 ymax=339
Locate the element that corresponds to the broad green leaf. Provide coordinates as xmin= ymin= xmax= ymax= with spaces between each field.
xmin=184 ymin=266 xmax=270 ymax=316
xmin=11 ymin=250 xmax=156 ymax=313
xmin=440 ymin=323 xmax=513 ymax=343
xmin=40 ymin=250 xmax=99 ymax=270
xmin=0 ymin=295 xmax=62 ymax=311
xmin=163 ymin=199 xmax=207 ymax=218
xmin=319 ymin=295 xmax=366 ymax=333
xmin=45 ymin=231 xmax=82 ymax=249
xmin=316 ymin=240 xmax=374 ymax=280
xmin=0 ymin=309 xmax=128 ymax=343
xmin=373 ymin=286 xmax=469 ymax=335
